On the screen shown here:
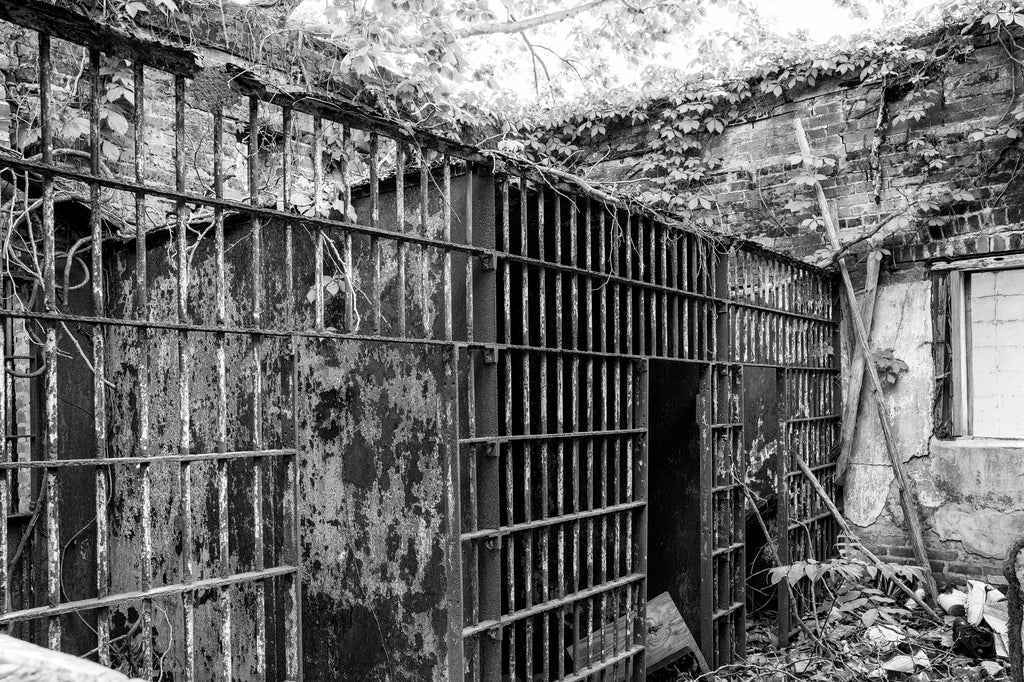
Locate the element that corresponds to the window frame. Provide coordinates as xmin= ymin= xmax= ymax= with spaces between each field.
xmin=934 ymin=253 xmax=1024 ymax=438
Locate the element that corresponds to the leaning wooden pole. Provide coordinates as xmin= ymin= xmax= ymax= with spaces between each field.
xmin=794 ymin=455 xmax=943 ymax=623
xmin=792 ymin=117 xmax=938 ymax=604
xmin=835 ymin=251 xmax=882 ymax=484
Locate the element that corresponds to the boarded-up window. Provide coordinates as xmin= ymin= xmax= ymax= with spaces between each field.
xmin=948 ymin=263 xmax=1024 ymax=438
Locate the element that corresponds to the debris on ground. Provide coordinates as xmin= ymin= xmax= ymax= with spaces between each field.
xmin=650 ymin=546 xmax=1014 ymax=681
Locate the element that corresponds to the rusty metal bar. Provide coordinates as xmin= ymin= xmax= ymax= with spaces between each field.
xmin=248 ymin=94 xmax=269 ymax=682
xmin=341 ymin=127 xmax=356 ymax=334
xmin=0 ymin=449 xmax=296 ymax=470
xmin=395 ymin=144 xmax=407 ymax=336
xmin=38 ymin=32 xmax=61 ymax=651
xmin=86 ymin=46 xmax=112 ymax=666
xmin=174 ymin=73 xmax=196 ymax=682
xmin=0 ymin=294 xmax=7 ymax=618
xmin=0 ymin=566 xmax=299 ymax=625
xmin=132 ymin=59 xmax=155 ymax=680
xmin=369 ymin=133 xmax=381 ymax=335
xmin=463 ymin=571 xmax=645 ymax=637
xmin=212 ymin=100 xmax=233 ymax=682
xmin=312 ymin=117 xmax=325 ymax=331
xmin=443 ymin=158 xmax=453 ymax=340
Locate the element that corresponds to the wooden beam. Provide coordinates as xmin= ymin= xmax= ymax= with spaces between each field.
xmin=836 ymin=250 xmax=882 ymax=484
xmin=792 ymin=117 xmax=938 ymax=604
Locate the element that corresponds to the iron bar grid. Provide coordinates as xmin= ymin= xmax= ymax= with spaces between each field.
xmin=0 ymin=6 xmax=839 ymax=680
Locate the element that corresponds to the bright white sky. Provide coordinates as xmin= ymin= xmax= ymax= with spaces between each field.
xmin=287 ymin=0 xmax=949 ymax=104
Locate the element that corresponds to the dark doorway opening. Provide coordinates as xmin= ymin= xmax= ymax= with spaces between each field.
xmin=647 ymin=359 xmax=704 ymax=649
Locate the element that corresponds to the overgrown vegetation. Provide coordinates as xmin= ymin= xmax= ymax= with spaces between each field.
xmin=660 ymin=542 xmax=1011 ymax=680
xmin=65 ymin=0 xmax=1024 ymax=248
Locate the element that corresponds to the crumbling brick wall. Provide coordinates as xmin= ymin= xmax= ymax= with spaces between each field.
xmin=593 ymin=28 xmax=1024 ymax=583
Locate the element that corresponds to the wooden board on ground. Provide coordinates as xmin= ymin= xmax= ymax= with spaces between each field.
xmin=566 ymin=591 xmax=709 ymax=678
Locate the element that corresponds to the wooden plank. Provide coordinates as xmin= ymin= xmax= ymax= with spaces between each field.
xmin=792 ymin=117 xmax=938 ymax=604
xmin=566 ymin=592 xmax=709 ymax=678
xmin=949 ymin=271 xmax=968 ymax=435
xmin=835 ymin=251 xmax=882 ymax=484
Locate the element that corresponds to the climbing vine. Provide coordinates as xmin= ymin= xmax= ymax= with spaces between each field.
xmin=489 ymin=2 xmax=1024 ymax=247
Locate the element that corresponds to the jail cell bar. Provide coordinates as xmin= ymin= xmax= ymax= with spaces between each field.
xmin=728 ymin=250 xmax=841 ymax=647
xmin=0 ymin=7 xmax=840 ymax=680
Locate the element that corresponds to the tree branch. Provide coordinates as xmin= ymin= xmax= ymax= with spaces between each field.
xmin=455 ymin=0 xmax=615 ymax=38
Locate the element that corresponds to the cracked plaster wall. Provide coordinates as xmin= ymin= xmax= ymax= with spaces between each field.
xmin=846 ymin=268 xmax=1024 ymax=582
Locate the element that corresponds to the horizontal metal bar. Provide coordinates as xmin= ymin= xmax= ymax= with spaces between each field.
xmin=461 ymin=500 xmax=645 ymax=542
xmin=562 ymin=644 xmax=645 ymax=682
xmin=711 ymin=601 xmax=744 ymax=621
xmin=785 ymin=413 xmax=841 ymax=424
xmin=0 ymin=449 xmax=296 ymax=470
xmin=458 ymin=427 xmax=646 ymax=445
xmin=504 ymin=253 xmax=836 ymax=324
xmin=729 ymin=298 xmax=835 ymax=324
xmin=0 ymin=157 xmax=486 ymax=257
xmin=0 ymin=308 xmax=461 ymax=347
xmin=785 ymin=461 xmax=836 ymax=477
xmin=788 ymin=510 xmax=834 ymax=530
xmin=462 ymin=572 xmax=645 ymax=637
xmin=712 ymin=542 xmax=744 ymax=557
xmin=0 ymin=565 xmax=297 ymax=624
xmin=495 ymin=342 xmax=839 ymax=370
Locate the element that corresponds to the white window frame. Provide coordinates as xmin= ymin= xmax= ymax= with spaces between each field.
xmin=933 ymin=253 xmax=1024 ymax=438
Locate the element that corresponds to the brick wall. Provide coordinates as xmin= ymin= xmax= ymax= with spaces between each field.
xmin=593 ymin=27 xmax=1024 ymax=581
xmin=595 ymin=30 xmax=1024 ymax=275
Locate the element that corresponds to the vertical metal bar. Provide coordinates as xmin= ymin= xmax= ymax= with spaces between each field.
xmin=87 ymin=47 xmax=112 ymax=665
xmin=518 ymin=180 xmax=533 ymax=679
xmin=341 ymin=127 xmax=356 ymax=334
xmin=464 ymin=165 xmax=474 ymax=343
xmin=443 ymin=158 xmax=453 ymax=340
xmin=568 ymin=199 xmax=581 ymax=676
xmin=133 ymin=59 xmax=155 ymax=679
xmin=396 ymin=144 xmax=407 ymax=336
xmin=420 ymin=148 xmax=431 ymax=336
xmin=282 ymin=107 xmax=295 ymax=323
xmin=312 ymin=118 xmax=324 ymax=331
xmin=0 ymin=282 xmax=7 ymax=618
xmin=247 ymin=95 xmax=268 ymax=682
xmin=698 ymin=365 xmax=713 ymax=665
xmin=287 ymin=333 xmax=302 ymax=680
xmin=537 ymin=188 xmax=550 ymax=680
xmin=173 ymin=74 xmax=196 ymax=682
xmin=553 ymin=194 xmax=566 ymax=679
xmin=499 ymin=180 xmax=516 ymax=679
xmin=632 ymin=360 xmax=648 ymax=681
xmin=210 ymin=103 xmax=233 ymax=682
xmin=776 ymin=368 xmax=791 ymax=646
xmin=38 ymin=32 xmax=62 ymax=652
xmin=369 ymin=133 xmax=381 ymax=334
xmin=283 ymin=123 xmax=300 ymax=677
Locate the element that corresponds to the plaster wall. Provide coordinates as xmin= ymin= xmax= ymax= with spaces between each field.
xmin=847 ymin=269 xmax=1024 ymax=583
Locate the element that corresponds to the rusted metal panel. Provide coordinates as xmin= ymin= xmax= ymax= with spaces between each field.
xmin=296 ymin=339 xmax=456 ymax=681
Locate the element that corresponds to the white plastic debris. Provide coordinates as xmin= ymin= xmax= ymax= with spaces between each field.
xmin=904 ymin=587 xmax=927 ymax=610
xmin=881 ymin=650 xmax=930 ymax=674
xmin=865 ymin=623 xmax=906 ymax=645
xmin=961 ymin=579 xmax=1010 ymax=658
xmin=937 ymin=587 xmax=967 ymax=614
